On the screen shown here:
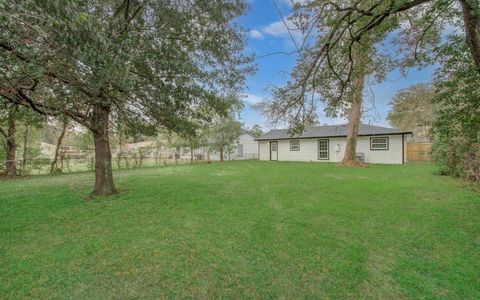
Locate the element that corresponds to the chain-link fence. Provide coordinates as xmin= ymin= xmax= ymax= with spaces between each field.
xmin=0 ymin=153 xmax=259 ymax=176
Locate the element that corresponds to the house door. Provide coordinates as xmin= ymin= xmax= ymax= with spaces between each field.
xmin=318 ymin=139 xmax=329 ymax=160
xmin=270 ymin=141 xmax=278 ymax=161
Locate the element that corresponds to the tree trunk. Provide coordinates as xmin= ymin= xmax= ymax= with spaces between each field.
xmin=3 ymin=112 xmax=17 ymax=177
xmin=190 ymin=146 xmax=194 ymax=164
xmin=342 ymin=98 xmax=363 ymax=163
xmin=341 ymin=49 xmax=367 ymax=166
xmin=116 ymin=152 xmax=122 ymax=170
xmin=22 ymin=125 xmax=28 ymax=173
xmin=50 ymin=121 xmax=68 ymax=174
xmin=459 ymin=0 xmax=480 ymax=73
xmin=90 ymin=106 xmax=117 ymax=196
xmin=60 ymin=148 xmax=65 ymax=170
xmin=123 ymin=152 xmax=130 ymax=169
xmin=220 ymin=129 xmax=225 ymax=162
xmin=116 ymin=130 xmax=124 ymax=169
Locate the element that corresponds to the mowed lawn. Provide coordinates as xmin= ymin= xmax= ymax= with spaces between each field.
xmin=1 ymin=161 xmax=479 ymax=299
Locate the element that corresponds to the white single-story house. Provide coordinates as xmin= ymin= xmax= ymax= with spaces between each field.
xmin=234 ymin=131 xmax=259 ymax=160
xmin=213 ymin=130 xmax=258 ymax=160
xmin=178 ymin=130 xmax=259 ymax=161
xmin=256 ymin=124 xmax=412 ymax=164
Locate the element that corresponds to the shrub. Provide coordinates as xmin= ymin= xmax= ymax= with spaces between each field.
xmin=431 ymin=35 xmax=480 ymax=185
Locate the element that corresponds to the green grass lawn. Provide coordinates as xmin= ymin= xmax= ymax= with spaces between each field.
xmin=1 ymin=161 xmax=479 ymax=299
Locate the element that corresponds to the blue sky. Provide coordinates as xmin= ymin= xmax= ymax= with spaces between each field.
xmin=236 ymin=0 xmax=435 ymax=130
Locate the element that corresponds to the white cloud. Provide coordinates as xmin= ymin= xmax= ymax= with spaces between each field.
xmin=243 ymin=94 xmax=263 ymax=104
xmin=258 ymin=17 xmax=311 ymax=52
xmin=261 ymin=17 xmax=313 ymax=49
xmin=249 ymin=8 xmax=317 ymax=52
xmin=262 ymin=19 xmax=301 ymax=38
xmin=248 ymin=29 xmax=264 ymax=40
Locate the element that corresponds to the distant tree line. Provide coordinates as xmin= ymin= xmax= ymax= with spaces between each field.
xmin=387 ymin=84 xmax=436 ymax=142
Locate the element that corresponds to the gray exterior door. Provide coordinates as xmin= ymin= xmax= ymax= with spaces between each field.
xmin=270 ymin=141 xmax=278 ymax=161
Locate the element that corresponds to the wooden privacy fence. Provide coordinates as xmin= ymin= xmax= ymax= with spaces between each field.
xmin=407 ymin=143 xmax=432 ymax=161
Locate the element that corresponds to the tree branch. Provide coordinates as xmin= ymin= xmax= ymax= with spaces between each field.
xmin=0 ymin=125 xmax=7 ymax=138
xmin=459 ymin=0 xmax=480 ymax=72
xmin=1 ymin=85 xmax=90 ymax=128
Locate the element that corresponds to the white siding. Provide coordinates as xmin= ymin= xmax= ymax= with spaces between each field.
xmin=259 ymin=141 xmax=270 ymax=160
xmin=235 ymin=133 xmax=258 ymax=160
xmin=259 ymin=135 xmax=405 ymax=164
xmin=177 ymin=133 xmax=259 ymax=161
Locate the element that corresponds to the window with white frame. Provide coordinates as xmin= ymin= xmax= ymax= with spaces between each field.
xmin=238 ymin=144 xmax=243 ymax=157
xmin=290 ymin=140 xmax=300 ymax=151
xmin=370 ymin=137 xmax=389 ymax=150
xmin=318 ymin=139 xmax=329 ymax=160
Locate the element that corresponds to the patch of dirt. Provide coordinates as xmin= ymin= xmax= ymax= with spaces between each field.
xmin=338 ymin=159 xmax=368 ymax=167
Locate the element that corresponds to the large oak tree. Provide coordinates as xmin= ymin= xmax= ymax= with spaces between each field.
xmin=0 ymin=0 xmax=253 ymax=195
xmin=258 ymin=0 xmax=394 ymax=164
xmin=258 ymin=0 xmax=479 ymax=165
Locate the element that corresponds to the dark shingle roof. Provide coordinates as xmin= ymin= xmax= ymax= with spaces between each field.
xmin=255 ymin=124 xmax=412 ymax=141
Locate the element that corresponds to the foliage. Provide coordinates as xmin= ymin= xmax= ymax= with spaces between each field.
xmin=17 ymin=124 xmax=42 ymax=160
xmin=40 ymin=123 xmax=61 ymax=146
xmin=0 ymin=102 xmax=44 ymax=137
xmin=0 ymin=138 xmax=4 ymax=160
xmin=257 ymin=0 xmax=479 ymax=134
xmin=0 ymin=0 xmax=253 ymax=194
xmin=387 ymin=83 xmax=436 ymax=140
xmin=1 ymin=161 xmax=479 ymax=298
xmin=170 ymin=126 xmax=208 ymax=161
xmin=70 ymin=130 xmax=94 ymax=152
xmin=0 ymin=101 xmax=44 ymax=174
xmin=431 ymin=35 xmax=480 ymax=182
xmin=258 ymin=0 xmax=406 ymax=165
xmin=257 ymin=0 xmax=399 ymax=134
xmin=249 ymin=124 xmax=263 ymax=138
xmin=208 ymin=116 xmax=243 ymax=157
xmin=0 ymin=0 xmax=253 ymax=129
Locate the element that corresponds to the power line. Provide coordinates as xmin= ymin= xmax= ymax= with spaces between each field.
xmin=271 ymin=0 xmax=301 ymax=55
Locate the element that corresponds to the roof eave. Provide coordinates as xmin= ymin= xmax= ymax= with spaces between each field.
xmin=254 ymin=131 xmax=413 ymax=141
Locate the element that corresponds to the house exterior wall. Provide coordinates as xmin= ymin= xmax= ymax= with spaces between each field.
xmin=178 ymin=133 xmax=259 ymax=161
xmin=235 ymin=133 xmax=258 ymax=160
xmin=259 ymin=141 xmax=270 ymax=161
xmin=258 ymin=135 xmax=405 ymax=164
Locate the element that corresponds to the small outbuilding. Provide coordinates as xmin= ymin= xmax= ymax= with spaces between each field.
xmin=256 ymin=124 xmax=412 ymax=164
xmin=234 ymin=131 xmax=259 ymax=160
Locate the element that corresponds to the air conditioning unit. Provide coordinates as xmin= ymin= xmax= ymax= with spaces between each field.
xmin=355 ymin=153 xmax=365 ymax=163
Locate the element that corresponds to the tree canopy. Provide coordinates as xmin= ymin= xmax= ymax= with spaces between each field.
xmin=0 ymin=0 xmax=253 ymax=194
xmin=249 ymin=124 xmax=263 ymax=138
xmin=257 ymin=0 xmax=400 ymax=133
xmin=258 ymin=0 xmax=479 ymax=132
xmin=431 ymin=33 xmax=480 ymax=182
xmin=387 ymin=83 xmax=436 ymax=140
